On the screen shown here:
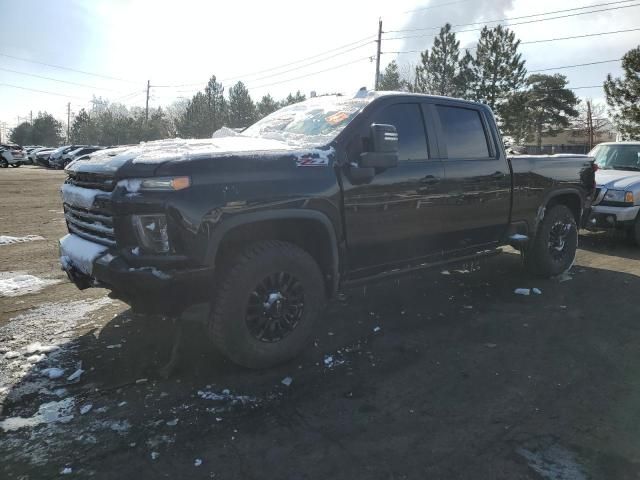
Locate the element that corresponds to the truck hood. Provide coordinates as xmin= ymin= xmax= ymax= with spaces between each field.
xmin=66 ymin=137 xmax=312 ymax=176
xmin=596 ymin=169 xmax=640 ymax=190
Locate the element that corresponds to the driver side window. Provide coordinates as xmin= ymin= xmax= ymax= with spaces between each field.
xmin=371 ymin=103 xmax=429 ymax=161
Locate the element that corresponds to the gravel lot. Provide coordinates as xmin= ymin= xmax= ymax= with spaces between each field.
xmin=1 ymin=166 xmax=640 ymax=479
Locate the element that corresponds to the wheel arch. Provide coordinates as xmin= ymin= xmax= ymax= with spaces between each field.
xmin=205 ymin=210 xmax=340 ymax=297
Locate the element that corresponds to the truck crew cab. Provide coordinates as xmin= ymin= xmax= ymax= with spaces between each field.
xmin=59 ymin=91 xmax=595 ymax=368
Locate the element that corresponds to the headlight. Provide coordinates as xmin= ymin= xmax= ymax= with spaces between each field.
xmin=132 ymin=214 xmax=170 ymax=253
xmin=603 ymin=190 xmax=634 ymax=204
xmin=120 ymin=177 xmax=191 ymax=193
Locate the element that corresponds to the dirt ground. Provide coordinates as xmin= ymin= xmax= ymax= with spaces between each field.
xmin=2 ymin=166 xmax=640 ymax=479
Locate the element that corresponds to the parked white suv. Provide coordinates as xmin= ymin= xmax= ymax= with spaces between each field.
xmin=0 ymin=144 xmax=27 ymax=168
xmin=587 ymin=142 xmax=640 ymax=244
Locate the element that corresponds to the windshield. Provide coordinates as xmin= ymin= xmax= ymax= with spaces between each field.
xmin=241 ymin=96 xmax=372 ymax=148
xmin=589 ymin=144 xmax=640 ymax=171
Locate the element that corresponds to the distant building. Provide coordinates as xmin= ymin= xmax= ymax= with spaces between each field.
xmin=523 ymin=119 xmax=618 ymax=154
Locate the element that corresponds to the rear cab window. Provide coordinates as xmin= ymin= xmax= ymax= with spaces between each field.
xmin=436 ymin=105 xmax=491 ymax=159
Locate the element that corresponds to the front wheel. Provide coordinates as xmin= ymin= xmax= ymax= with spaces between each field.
xmin=525 ymin=204 xmax=578 ymax=277
xmin=208 ymin=240 xmax=325 ymax=368
xmin=0 ymin=158 xmax=8 ymax=168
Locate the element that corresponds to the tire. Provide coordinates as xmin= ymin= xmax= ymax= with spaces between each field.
xmin=0 ymin=158 xmax=8 ymax=168
xmin=208 ymin=240 xmax=325 ymax=368
xmin=525 ymin=204 xmax=578 ymax=277
xmin=10 ymin=163 xmax=21 ymax=168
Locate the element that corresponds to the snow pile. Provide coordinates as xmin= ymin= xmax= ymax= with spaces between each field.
xmin=0 ymin=272 xmax=58 ymax=297
xmin=0 ymin=397 xmax=75 ymax=432
xmin=0 ymin=235 xmax=44 ymax=245
xmin=59 ymin=234 xmax=107 ymax=275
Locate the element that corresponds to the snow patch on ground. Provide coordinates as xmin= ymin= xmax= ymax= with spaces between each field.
xmin=0 ymin=235 xmax=44 ymax=245
xmin=0 ymin=272 xmax=58 ymax=297
xmin=0 ymin=398 xmax=75 ymax=432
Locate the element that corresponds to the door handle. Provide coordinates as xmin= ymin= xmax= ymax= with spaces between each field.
xmin=420 ymin=175 xmax=441 ymax=185
xmin=490 ymin=171 xmax=506 ymax=179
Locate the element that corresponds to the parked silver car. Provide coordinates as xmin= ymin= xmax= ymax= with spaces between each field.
xmin=587 ymin=142 xmax=640 ymax=244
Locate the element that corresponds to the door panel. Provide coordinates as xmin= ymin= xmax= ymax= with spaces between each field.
xmin=434 ymin=104 xmax=511 ymax=252
xmin=341 ymin=102 xmax=446 ymax=275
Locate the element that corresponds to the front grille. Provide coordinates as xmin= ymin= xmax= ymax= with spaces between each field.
xmin=64 ymin=203 xmax=116 ymax=247
xmin=66 ymin=172 xmax=116 ymax=192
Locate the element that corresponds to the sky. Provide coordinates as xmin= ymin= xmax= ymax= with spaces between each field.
xmin=0 ymin=0 xmax=638 ymax=138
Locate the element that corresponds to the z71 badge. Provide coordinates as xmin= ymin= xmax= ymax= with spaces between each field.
xmin=296 ymin=153 xmax=329 ymax=167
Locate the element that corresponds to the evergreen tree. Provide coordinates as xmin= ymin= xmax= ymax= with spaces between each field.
xmin=378 ymin=61 xmax=403 ymax=91
xmin=9 ymin=122 xmax=32 ymax=145
xmin=499 ymin=91 xmax=532 ymax=145
xmin=414 ymin=24 xmax=462 ymax=96
xmin=522 ymin=74 xmax=579 ymax=149
xmin=70 ymin=109 xmax=99 ymax=144
xmin=455 ymin=50 xmax=477 ymax=100
xmin=282 ymin=91 xmax=306 ymax=106
xmin=604 ymin=45 xmax=640 ymax=139
xmin=256 ymin=94 xmax=279 ymax=119
xmin=227 ymin=81 xmax=256 ymax=128
xmin=30 ymin=113 xmax=63 ymax=146
xmin=470 ymin=25 xmax=526 ymax=112
xmin=176 ymin=75 xmax=227 ymax=137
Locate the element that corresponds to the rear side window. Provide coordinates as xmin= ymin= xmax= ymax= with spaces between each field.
xmin=372 ymin=103 xmax=428 ymax=161
xmin=437 ymin=105 xmax=490 ymax=159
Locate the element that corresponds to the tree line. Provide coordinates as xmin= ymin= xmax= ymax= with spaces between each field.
xmin=9 ymin=24 xmax=639 ymax=147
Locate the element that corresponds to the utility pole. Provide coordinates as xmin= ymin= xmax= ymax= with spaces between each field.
xmin=586 ymin=100 xmax=593 ymax=151
xmin=30 ymin=111 xmax=33 ymax=124
xmin=67 ymin=102 xmax=71 ymax=143
xmin=145 ymin=80 xmax=150 ymax=122
xmin=374 ymin=18 xmax=382 ymax=90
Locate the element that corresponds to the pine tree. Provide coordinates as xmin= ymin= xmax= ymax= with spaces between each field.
xmin=471 ymin=25 xmax=526 ymax=112
xmin=70 ymin=109 xmax=98 ymax=144
xmin=30 ymin=113 xmax=63 ymax=146
xmin=499 ymin=91 xmax=532 ymax=145
xmin=256 ymin=94 xmax=279 ymax=119
xmin=227 ymin=81 xmax=256 ymax=128
xmin=9 ymin=122 xmax=32 ymax=145
xmin=604 ymin=45 xmax=640 ymax=139
xmin=527 ymin=74 xmax=580 ymax=149
xmin=455 ymin=50 xmax=477 ymax=100
xmin=414 ymin=24 xmax=462 ymax=96
xmin=282 ymin=91 xmax=306 ymax=106
xmin=378 ymin=61 xmax=403 ymax=91
xmin=176 ymin=75 xmax=227 ymax=138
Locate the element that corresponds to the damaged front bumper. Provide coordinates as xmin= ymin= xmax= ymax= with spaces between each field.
xmin=60 ymin=234 xmax=213 ymax=313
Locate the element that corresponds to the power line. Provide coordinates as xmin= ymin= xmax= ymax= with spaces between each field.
xmin=0 ymin=66 xmax=126 ymax=92
xmin=152 ymin=39 xmax=375 ymax=90
xmin=0 ymin=52 xmax=139 ymax=84
xmin=529 ymin=58 xmax=621 ymax=72
xmin=386 ymin=0 xmax=636 ymax=33
xmin=248 ymin=56 xmax=372 ymax=90
xmin=384 ymin=27 xmax=640 ymax=54
xmin=383 ymin=2 xmax=640 ymax=40
xmin=0 ymin=83 xmax=91 ymax=101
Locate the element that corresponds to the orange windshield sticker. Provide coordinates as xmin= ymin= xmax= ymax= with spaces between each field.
xmin=325 ymin=111 xmax=350 ymax=125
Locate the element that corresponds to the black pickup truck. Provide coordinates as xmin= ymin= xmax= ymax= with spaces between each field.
xmin=60 ymin=91 xmax=595 ymax=368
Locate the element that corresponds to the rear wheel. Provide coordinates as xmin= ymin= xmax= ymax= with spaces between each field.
xmin=208 ymin=240 xmax=325 ymax=368
xmin=525 ymin=204 xmax=578 ymax=277
xmin=0 ymin=158 xmax=8 ymax=168
xmin=628 ymin=214 xmax=640 ymax=246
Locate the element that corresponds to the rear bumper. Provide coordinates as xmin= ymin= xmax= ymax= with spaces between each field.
xmin=586 ymin=204 xmax=640 ymax=229
xmin=60 ymin=237 xmax=214 ymax=313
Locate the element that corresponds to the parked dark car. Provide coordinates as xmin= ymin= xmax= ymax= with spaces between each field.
xmin=59 ymin=91 xmax=596 ymax=367
xmin=50 ymin=146 xmax=104 ymax=169
xmin=48 ymin=145 xmax=86 ymax=168
xmin=33 ymin=148 xmax=56 ymax=167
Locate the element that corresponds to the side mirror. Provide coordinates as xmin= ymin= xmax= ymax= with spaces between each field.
xmin=359 ymin=123 xmax=399 ymax=169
